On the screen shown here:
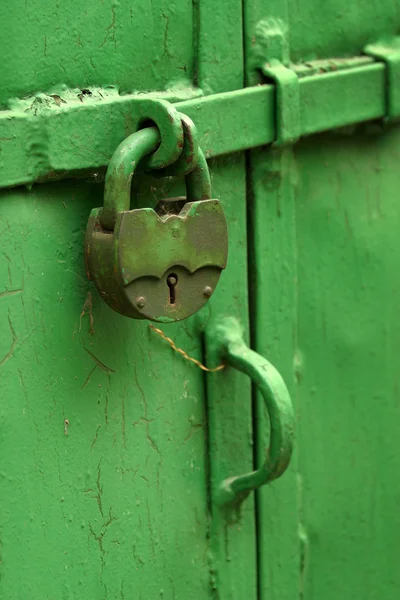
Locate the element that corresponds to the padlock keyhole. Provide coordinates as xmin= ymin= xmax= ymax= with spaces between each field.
xmin=167 ymin=274 xmax=178 ymax=305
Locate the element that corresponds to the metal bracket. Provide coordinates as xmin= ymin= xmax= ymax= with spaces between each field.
xmin=364 ymin=39 xmax=400 ymax=122
xmin=255 ymin=18 xmax=300 ymax=146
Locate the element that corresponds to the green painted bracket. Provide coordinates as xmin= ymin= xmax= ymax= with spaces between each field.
xmin=256 ymin=18 xmax=300 ymax=146
xmin=262 ymin=61 xmax=300 ymax=145
xmin=364 ymin=39 xmax=400 ymax=122
xmin=207 ymin=317 xmax=294 ymax=506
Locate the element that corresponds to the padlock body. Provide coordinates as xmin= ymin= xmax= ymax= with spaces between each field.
xmin=85 ymin=199 xmax=228 ymax=322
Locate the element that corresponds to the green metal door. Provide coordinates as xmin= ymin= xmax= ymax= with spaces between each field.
xmin=2 ymin=0 xmax=400 ymax=598
xmin=0 ymin=2 xmax=256 ymax=598
xmin=245 ymin=3 xmax=400 ymax=600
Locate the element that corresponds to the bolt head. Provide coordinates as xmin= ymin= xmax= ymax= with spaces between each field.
xmin=136 ymin=296 xmax=146 ymax=308
xmin=203 ymin=286 xmax=213 ymax=298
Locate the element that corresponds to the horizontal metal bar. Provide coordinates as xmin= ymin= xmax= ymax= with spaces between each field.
xmin=0 ymin=62 xmax=389 ymax=189
xmin=299 ymin=63 xmax=385 ymax=135
xmin=177 ymin=86 xmax=276 ymax=158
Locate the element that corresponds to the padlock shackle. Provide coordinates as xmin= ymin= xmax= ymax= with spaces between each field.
xmin=186 ymin=147 xmax=212 ymax=202
xmin=101 ymin=127 xmax=160 ymax=230
xmin=101 ymin=126 xmax=212 ymax=231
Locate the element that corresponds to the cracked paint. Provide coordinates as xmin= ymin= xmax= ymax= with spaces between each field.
xmin=0 ymin=138 xmax=240 ymax=598
xmin=0 ymin=315 xmax=35 ymax=368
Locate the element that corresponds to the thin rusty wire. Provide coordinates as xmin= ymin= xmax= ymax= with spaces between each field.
xmin=149 ymin=324 xmax=225 ymax=373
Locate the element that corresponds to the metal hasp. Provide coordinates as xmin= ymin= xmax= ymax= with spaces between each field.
xmin=364 ymin=39 xmax=400 ymax=122
xmin=85 ymin=102 xmax=228 ymax=323
xmin=207 ymin=317 xmax=294 ymax=506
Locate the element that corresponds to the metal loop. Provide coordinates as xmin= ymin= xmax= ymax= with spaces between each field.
xmin=152 ymin=113 xmax=200 ymax=178
xmin=129 ymin=98 xmax=184 ymax=169
xmin=207 ymin=317 xmax=294 ymax=506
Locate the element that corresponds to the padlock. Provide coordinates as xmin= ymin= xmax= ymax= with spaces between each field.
xmin=85 ymin=125 xmax=228 ymax=323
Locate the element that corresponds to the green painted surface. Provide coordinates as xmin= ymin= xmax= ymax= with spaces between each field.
xmin=203 ymin=155 xmax=257 ymax=599
xmin=249 ymin=148 xmax=300 ymax=600
xmin=246 ymin=0 xmax=400 ymax=72
xmin=0 ymin=160 xmax=255 ymax=598
xmin=287 ymin=0 xmax=400 ymax=61
xmin=296 ymin=129 xmax=400 ymax=598
xmin=0 ymin=0 xmax=195 ymax=107
xmin=2 ymin=0 xmax=400 ymax=596
xmin=245 ymin=3 xmax=400 ymax=598
xmin=250 ymin=128 xmax=400 ymax=599
xmin=0 ymin=181 xmax=211 ymax=599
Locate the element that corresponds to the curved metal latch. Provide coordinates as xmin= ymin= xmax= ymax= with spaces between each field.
xmin=207 ymin=317 xmax=294 ymax=506
xmin=256 ymin=18 xmax=300 ymax=146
